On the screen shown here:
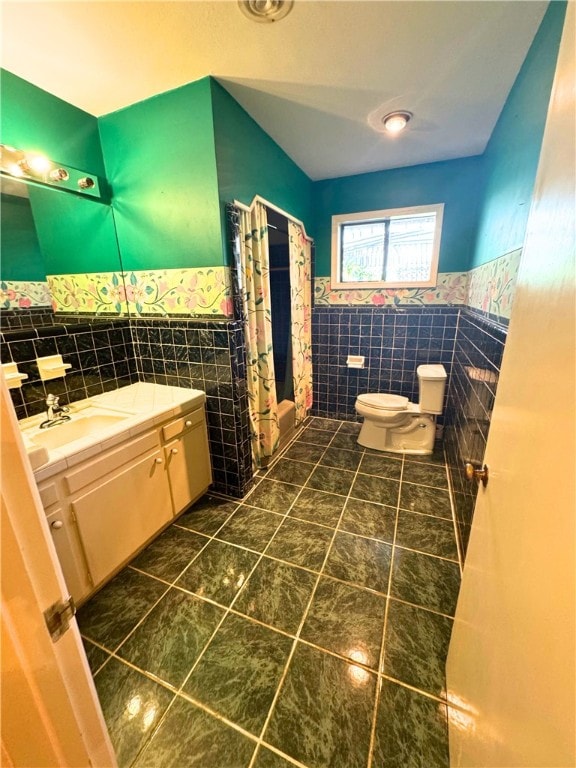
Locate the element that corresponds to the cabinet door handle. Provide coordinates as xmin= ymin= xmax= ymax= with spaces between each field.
xmin=155 ymin=457 xmax=163 ymax=464
xmin=51 ymin=520 xmax=64 ymax=530
xmin=171 ymin=448 xmax=179 ymax=455
xmin=185 ymin=420 xmax=192 ymax=428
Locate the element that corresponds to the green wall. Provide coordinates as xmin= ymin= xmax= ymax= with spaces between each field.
xmin=211 ymin=78 xmax=313 ymax=245
xmin=99 ymin=78 xmax=224 ymax=271
xmin=0 ymin=69 xmax=121 ymax=278
xmin=0 ymin=190 xmax=45 ymax=281
xmin=1 ymin=70 xmax=105 ymax=175
xmin=312 ymin=156 xmax=485 ymax=276
xmin=2 ymin=0 xmax=565 ymax=283
xmin=471 ymin=1 xmax=566 ymax=267
xmin=29 ymin=185 xmax=121 ymax=274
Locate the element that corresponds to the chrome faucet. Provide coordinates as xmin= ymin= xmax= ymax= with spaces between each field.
xmin=40 ymin=394 xmax=71 ymax=429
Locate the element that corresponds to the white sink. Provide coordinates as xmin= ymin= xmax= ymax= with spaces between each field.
xmin=21 ymin=406 xmax=132 ymax=454
xmin=30 ymin=413 xmax=129 ymax=450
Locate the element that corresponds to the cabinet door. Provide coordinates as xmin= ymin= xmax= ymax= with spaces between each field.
xmin=165 ymin=422 xmax=212 ymax=515
xmin=71 ymin=449 xmax=172 ymax=589
xmin=46 ymin=507 xmax=92 ymax=605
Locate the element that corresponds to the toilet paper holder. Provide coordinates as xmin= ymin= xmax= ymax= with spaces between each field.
xmin=346 ymin=355 xmax=365 ymax=369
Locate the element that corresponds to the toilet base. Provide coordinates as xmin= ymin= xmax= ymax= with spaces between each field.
xmin=357 ymin=413 xmax=437 ymax=454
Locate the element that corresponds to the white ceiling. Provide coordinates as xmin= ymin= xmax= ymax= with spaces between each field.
xmin=1 ymin=1 xmax=547 ymax=180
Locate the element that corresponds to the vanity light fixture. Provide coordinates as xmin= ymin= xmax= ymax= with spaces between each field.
xmin=382 ymin=111 xmax=413 ymax=134
xmin=0 ymin=144 xmax=102 ymax=199
xmin=238 ymin=0 xmax=294 ymax=23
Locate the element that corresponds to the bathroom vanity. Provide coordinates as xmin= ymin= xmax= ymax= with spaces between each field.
xmin=19 ymin=383 xmax=212 ymax=605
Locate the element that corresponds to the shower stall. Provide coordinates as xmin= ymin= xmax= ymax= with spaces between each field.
xmin=230 ymin=197 xmax=313 ymax=468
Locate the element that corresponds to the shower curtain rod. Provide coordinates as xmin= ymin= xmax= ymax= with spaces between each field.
xmin=232 ymin=195 xmax=314 ymax=243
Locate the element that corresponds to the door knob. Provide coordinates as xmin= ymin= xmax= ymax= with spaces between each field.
xmin=171 ymin=448 xmax=179 ymax=455
xmin=185 ymin=420 xmax=192 ymax=428
xmin=155 ymin=457 xmax=163 ymax=464
xmin=465 ymin=462 xmax=489 ymax=487
xmin=51 ymin=520 xmax=64 ymax=529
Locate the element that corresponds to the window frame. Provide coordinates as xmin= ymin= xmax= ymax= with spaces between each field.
xmin=330 ymin=203 xmax=444 ymax=289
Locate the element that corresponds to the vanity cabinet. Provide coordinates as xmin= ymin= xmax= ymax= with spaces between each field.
xmin=36 ymin=401 xmax=212 ymax=605
xmin=163 ymin=407 xmax=212 ymax=514
xmin=71 ymin=446 xmax=173 ymax=589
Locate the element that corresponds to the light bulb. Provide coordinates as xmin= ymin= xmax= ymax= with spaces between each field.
xmin=382 ymin=111 xmax=412 ymax=134
xmin=27 ymin=154 xmax=51 ymax=174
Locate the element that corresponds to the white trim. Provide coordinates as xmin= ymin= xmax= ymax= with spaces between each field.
xmin=331 ymin=203 xmax=444 ymax=289
xmin=233 ymin=195 xmax=313 ymax=242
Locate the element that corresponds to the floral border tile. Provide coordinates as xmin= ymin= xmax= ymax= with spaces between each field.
xmin=1 ymin=280 xmax=52 ymax=309
xmin=466 ymin=249 xmax=521 ymax=322
xmin=122 ymin=267 xmax=233 ymax=317
xmin=47 ymin=273 xmax=130 ymax=315
xmin=47 ymin=267 xmax=233 ymax=317
xmin=314 ymin=273 xmax=468 ymax=307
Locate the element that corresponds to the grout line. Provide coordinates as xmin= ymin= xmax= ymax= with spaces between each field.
xmin=246 ymin=423 xmax=360 ymax=768
xmin=84 ymin=418 xmax=460 ymax=768
xmin=366 ymin=453 xmax=403 ymax=768
xmin=444 ymin=447 xmax=465 ymax=575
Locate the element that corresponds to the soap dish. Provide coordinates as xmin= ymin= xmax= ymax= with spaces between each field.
xmin=2 ymin=362 xmax=29 ymax=389
xmin=36 ymin=355 xmax=72 ymax=382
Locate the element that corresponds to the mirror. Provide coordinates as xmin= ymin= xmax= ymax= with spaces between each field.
xmin=1 ymin=174 xmax=128 ymax=321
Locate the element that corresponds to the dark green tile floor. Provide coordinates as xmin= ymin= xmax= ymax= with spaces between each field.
xmin=77 ymin=417 xmax=462 ymax=768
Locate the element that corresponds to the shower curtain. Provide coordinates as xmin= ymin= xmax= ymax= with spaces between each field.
xmin=288 ymin=220 xmax=313 ymax=424
xmin=238 ymin=202 xmax=280 ymax=466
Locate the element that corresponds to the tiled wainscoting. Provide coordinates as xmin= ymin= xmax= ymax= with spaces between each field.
xmin=0 ymin=319 xmax=137 ymax=420
xmin=310 ymin=304 xmax=508 ymax=561
xmin=444 ymin=310 xmax=507 ymax=556
xmin=130 ymin=318 xmax=252 ymax=497
xmin=1 ymin=316 xmax=253 ymax=498
xmin=0 ymin=306 xmax=58 ymax=330
xmin=311 ymin=307 xmax=458 ymax=423
xmin=3 ymin=303 xmax=508 ymax=536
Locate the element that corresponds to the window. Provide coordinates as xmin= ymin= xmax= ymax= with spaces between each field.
xmin=331 ymin=203 xmax=444 ymax=289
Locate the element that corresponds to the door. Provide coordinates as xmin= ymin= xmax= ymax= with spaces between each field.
xmin=73 ymin=446 xmax=173 ymax=589
xmin=446 ymin=6 xmax=575 ymax=767
xmin=0 ymin=377 xmax=117 ymax=767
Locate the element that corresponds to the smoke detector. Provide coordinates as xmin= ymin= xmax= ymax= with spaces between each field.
xmin=238 ymin=0 xmax=294 ymax=23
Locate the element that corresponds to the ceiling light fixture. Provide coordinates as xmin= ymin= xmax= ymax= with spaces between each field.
xmin=238 ymin=0 xmax=294 ymax=23
xmin=382 ymin=111 xmax=412 ymax=134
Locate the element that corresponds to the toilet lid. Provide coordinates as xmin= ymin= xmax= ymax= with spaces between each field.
xmin=357 ymin=393 xmax=409 ymax=411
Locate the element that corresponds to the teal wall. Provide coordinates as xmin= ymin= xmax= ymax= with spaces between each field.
xmin=0 ymin=190 xmax=45 ymax=281
xmin=0 ymin=69 xmax=122 ymax=277
xmin=1 ymin=70 xmax=105 ymax=175
xmin=211 ymin=79 xmax=313 ymax=246
xmin=29 ymin=185 xmax=121 ymax=274
xmin=312 ymin=156 xmax=485 ymax=276
xmin=1 ymin=0 xmax=565 ymax=282
xmin=471 ymin=1 xmax=566 ymax=267
xmin=99 ymin=78 xmax=224 ymax=271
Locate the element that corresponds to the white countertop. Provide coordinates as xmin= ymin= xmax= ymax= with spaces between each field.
xmin=20 ymin=382 xmax=206 ymax=481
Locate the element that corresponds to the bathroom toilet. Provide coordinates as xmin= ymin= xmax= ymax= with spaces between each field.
xmin=355 ymin=364 xmax=447 ymax=454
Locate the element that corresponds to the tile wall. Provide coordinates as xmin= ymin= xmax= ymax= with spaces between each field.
xmin=3 ymin=304 xmax=507 ymax=535
xmin=311 ymin=306 xmax=459 ymax=422
xmin=2 ymin=316 xmax=253 ymax=499
xmin=1 ymin=319 xmax=137 ymax=420
xmin=444 ymin=309 xmax=507 ymax=557
xmin=310 ymin=304 xmax=508 ymax=562
xmin=130 ymin=318 xmax=253 ymax=498
xmin=1 ymin=306 xmax=57 ymax=330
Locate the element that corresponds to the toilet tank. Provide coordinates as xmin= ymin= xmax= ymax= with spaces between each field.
xmin=417 ymin=364 xmax=447 ymax=414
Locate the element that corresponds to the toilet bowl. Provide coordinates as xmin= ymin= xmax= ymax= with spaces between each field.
xmin=355 ymin=364 xmax=447 ymax=454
